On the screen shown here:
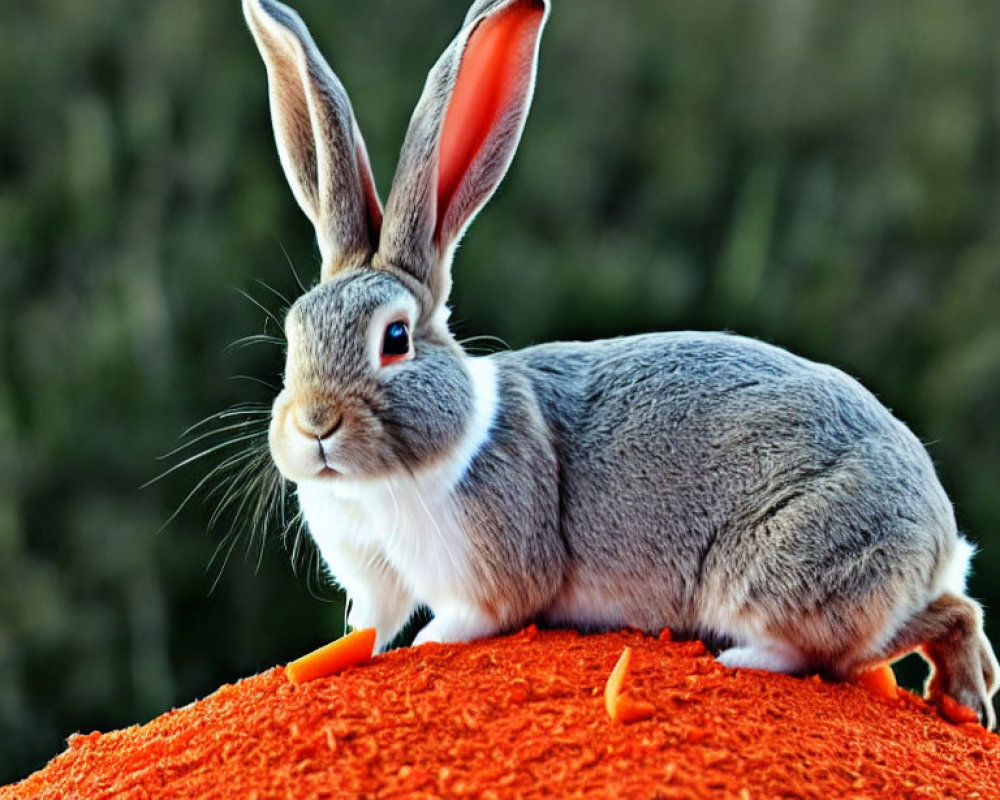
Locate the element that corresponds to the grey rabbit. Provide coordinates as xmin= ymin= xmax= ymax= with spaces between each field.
xmin=243 ymin=0 xmax=999 ymax=726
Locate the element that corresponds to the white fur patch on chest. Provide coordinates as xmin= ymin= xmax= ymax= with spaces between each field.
xmin=295 ymin=356 xmax=498 ymax=606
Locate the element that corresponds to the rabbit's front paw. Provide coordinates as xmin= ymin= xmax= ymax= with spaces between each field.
xmin=347 ymin=597 xmax=416 ymax=653
xmin=413 ymin=604 xmax=500 ymax=646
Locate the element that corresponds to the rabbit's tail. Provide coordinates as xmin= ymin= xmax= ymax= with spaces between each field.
xmin=885 ymin=591 xmax=999 ymax=729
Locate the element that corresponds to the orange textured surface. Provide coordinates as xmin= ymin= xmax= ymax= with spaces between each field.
xmin=3 ymin=628 xmax=998 ymax=800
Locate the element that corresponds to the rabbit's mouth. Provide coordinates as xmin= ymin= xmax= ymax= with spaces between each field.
xmin=270 ymin=386 xmax=391 ymax=482
xmin=317 ymin=435 xmax=342 ymax=478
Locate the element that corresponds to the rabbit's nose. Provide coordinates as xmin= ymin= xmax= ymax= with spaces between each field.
xmin=292 ymin=406 xmax=343 ymax=441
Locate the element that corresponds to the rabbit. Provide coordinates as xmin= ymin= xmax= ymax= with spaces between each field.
xmin=243 ymin=0 xmax=999 ymax=727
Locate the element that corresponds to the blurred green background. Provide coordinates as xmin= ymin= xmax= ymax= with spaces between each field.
xmin=3 ymin=0 xmax=1000 ymax=782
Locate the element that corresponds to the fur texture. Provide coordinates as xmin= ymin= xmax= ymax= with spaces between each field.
xmin=243 ymin=0 xmax=999 ymax=727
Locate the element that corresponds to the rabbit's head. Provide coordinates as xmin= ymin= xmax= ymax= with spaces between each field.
xmin=243 ymin=0 xmax=548 ymax=482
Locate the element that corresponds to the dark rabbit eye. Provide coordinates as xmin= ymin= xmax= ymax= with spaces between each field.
xmin=380 ymin=320 xmax=411 ymax=366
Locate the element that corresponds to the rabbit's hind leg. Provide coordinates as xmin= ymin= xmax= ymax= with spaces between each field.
xmin=716 ymin=637 xmax=809 ymax=675
xmin=883 ymin=592 xmax=998 ymax=729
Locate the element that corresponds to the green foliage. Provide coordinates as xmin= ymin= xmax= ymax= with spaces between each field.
xmin=2 ymin=0 xmax=999 ymax=781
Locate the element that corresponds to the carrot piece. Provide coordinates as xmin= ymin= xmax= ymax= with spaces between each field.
xmin=854 ymin=662 xmax=898 ymax=701
xmin=285 ymin=628 xmax=377 ymax=685
xmin=614 ymin=695 xmax=656 ymax=723
xmin=938 ymin=694 xmax=980 ymax=726
xmin=604 ymin=647 xmax=633 ymax=719
xmin=604 ymin=647 xmax=656 ymax=723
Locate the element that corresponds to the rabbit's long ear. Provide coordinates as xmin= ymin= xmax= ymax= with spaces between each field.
xmin=244 ymin=0 xmax=382 ymax=280
xmin=376 ymin=0 xmax=548 ymax=315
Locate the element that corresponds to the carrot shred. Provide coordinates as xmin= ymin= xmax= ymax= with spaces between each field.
xmin=604 ymin=647 xmax=632 ymax=718
xmin=285 ymin=628 xmax=377 ymax=685
xmin=938 ymin=694 xmax=980 ymax=726
xmin=854 ymin=662 xmax=899 ymax=701
xmin=604 ymin=647 xmax=655 ymax=723
xmin=614 ymin=695 xmax=657 ymax=723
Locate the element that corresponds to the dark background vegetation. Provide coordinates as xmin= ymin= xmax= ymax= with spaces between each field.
xmin=3 ymin=0 xmax=1000 ymax=782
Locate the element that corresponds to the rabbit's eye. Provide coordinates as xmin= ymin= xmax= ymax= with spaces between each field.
xmin=380 ymin=320 xmax=411 ymax=366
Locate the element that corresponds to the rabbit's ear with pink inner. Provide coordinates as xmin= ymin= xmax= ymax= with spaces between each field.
xmin=243 ymin=0 xmax=382 ymax=280
xmin=377 ymin=0 xmax=549 ymax=317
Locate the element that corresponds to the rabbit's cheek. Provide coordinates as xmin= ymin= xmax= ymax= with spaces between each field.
xmin=330 ymin=411 xmax=392 ymax=477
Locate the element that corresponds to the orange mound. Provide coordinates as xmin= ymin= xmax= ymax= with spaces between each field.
xmin=3 ymin=628 xmax=998 ymax=799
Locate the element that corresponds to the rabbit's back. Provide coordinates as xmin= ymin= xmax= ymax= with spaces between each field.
xmin=505 ymin=332 xmax=960 ymax=659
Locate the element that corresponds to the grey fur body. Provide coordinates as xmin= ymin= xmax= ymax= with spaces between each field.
xmin=486 ymin=334 xmax=956 ymax=659
xmin=243 ymin=0 xmax=999 ymax=727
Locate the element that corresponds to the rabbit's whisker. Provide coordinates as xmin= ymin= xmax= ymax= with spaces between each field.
xmin=156 ymin=393 xmax=303 ymax=593
xmin=159 ymin=420 xmax=269 ymax=461
xmin=236 ymin=287 xmax=288 ymax=334
xmin=198 ymin=447 xmax=270 ymax=506
xmin=224 ymin=334 xmax=286 ymax=354
xmin=176 ymin=404 xmax=271 ymax=441
xmin=385 ymin=479 xmax=403 ymax=557
xmin=206 ymin=453 xmax=287 ymax=591
xmin=149 ymin=442 xmax=265 ymax=536
xmin=403 ymin=467 xmax=465 ymax=582
xmin=144 ymin=431 xmax=268 ymax=489
xmin=251 ymin=466 xmax=287 ymax=574
xmin=207 ymin=535 xmax=242 ymax=593
xmin=254 ymin=278 xmax=294 ymax=309
xmin=278 ymin=241 xmax=310 ymax=295
xmin=458 ymin=334 xmax=511 ymax=353
xmin=206 ymin=450 xmax=269 ymax=530
xmin=226 ymin=374 xmax=281 ymax=392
